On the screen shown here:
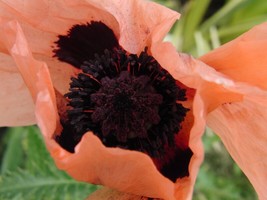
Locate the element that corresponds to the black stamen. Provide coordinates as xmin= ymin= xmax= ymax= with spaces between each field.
xmin=57 ymin=47 xmax=189 ymax=159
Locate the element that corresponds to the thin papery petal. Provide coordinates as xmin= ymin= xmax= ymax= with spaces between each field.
xmin=151 ymin=42 xmax=207 ymax=199
xmin=0 ymin=19 xmax=58 ymax=132
xmin=0 ymin=0 xmax=115 ymax=96
xmin=84 ymin=0 xmax=180 ymax=52
xmin=34 ymin=55 xmax=77 ymax=95
xmin=173 ymin=93 xmax=206 ymax=200
xmin=0 ymin=0 xmax=179 ymax=95
xmin=200 ymin=22 xmax=267 ymax=91
xmin=207 ymin=93 xmax=267 ymax=200
xmin=0 ymin=25 xmax=35 ymax=126
xmin=190 ymin=59 xmax=267 ymax=199
xmin=151 ymin=41 xmax=257 ymax=199
xmin=199 ymin=22 xmax=267 ymax=199
xmin=56 ymin=133 xmax=175 ymax=199
xmin=151 ymin=42 xmax=243 ymax=111
xmin=0 ymin=0 xmax=179 ymax=54
xmin=1 ymin=19 xmax=176 ymax=200
xmin=0 ymin=0 xmax=117 ymax=55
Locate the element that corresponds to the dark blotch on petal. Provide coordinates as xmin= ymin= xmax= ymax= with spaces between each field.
xmin=160 ymin=148 xmax=193 ymax=182
xmin=55 ymin=122 xmax=76 ymax=153
xmin=53 ymin=21 xmax=119 ymax=68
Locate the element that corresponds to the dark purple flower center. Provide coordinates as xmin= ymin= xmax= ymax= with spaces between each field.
xmin=91 ymin=71 xmax=163 ymax=142
xmin=53 ymin=21 xmax=193 ymax=181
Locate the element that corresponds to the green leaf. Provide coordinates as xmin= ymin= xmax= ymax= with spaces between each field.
xmin=0 ymin=128 xmax=26 ymax=174
xmin=230 ymin=0 xmax=267 ymax=24
xmin=0 ymin=126 xmax=98 ymax=200
xmin=0 ymin=169 xmax=97 ymax=200
xmin=200 ymin=0 xmax=244 ymax=33
xmin=23 ymin=126 xmax=55 ymax=173
xmin=181 ymin=0 xmax=211 ymax=52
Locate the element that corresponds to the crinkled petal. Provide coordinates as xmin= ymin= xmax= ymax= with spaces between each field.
xmin=151 ymin=42 xmax=243 ymax=110
xmin=200 ymin=22 xmax=267 ymax=200
xmin=207 ymin=92 xmax=267 ymax=200
xmin=0 ymin=22 xmax=35 ymax=126
xmin=150 ymin=42 xmax=207 ymax=200
xmin=1 ymin=0 xmax=179 ymax=54
xmin=0 ymin=0 xmax=179 ymax=95
xmin=0 ymin=19 xmax=58 ymax=132
xmin=200 ymin=22 xmax=267 ymax=91
xmin=1 ymin=19 xmax=176 ymax=200
xmin=173 ymin=93 xmax=205 ymax=200
xmin=0 ymin=0 xmax=117 ymax=55
xmin=57 ymin=132 xmax=175 ymax=199
xmin=151 ymin=41 xmax=255 ymax=199
xmin=84 ymin=0 xmax=180 ymax=52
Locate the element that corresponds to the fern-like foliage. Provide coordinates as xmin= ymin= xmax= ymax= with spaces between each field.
xmin=0 ymin=127 xmax=98 ymax=200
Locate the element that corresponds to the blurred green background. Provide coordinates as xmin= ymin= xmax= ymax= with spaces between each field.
xmin=1 ymin=0 xmax=266 ymax=199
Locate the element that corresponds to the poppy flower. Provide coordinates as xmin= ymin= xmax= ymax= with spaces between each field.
xmin=0 ymin=1 xmax=267 ymax=200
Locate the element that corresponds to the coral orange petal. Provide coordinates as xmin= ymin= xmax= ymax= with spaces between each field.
xmin=0 ymin=0 xmax=118 ymax=51
xmin=200 ymin=22 xmax=267 ymax=200
xmin=86 ymin=0 xmax=180 ymax=52
xmin=0 ymin=21 xmax=35 ymax=126
xmin=0 ymin=0 xmax=179 ymax=94
xmin=200 ymin=22 xmax=267 ymax=91
xmin=151 ymin=42 xmax=208 ymax=200
xmin=207 ymin=92 xmax=267 ymax=200
xmin=0 ymin=19 xmax=58 ymax=132
xmin=57 ymin=132 xmax=176 ymax=200
xmin=0 ymin=0 xmax=179 ymax=54
xmin=151 ymin=41 xmax=261 ymax=199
